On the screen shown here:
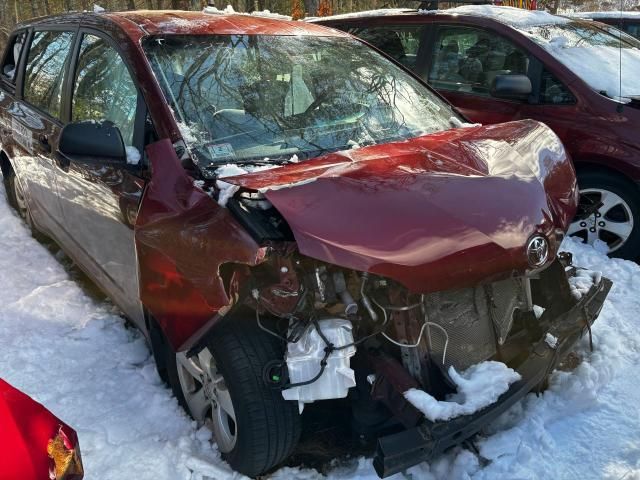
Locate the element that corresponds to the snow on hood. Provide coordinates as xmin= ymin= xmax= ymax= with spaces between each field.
xmin=510 ymin=18 xmax=640 ymax=101
xmin=221 ymin=120 xmax=577 ymax=293
xmin=535 ymin=37 xmax=640 ymax=101
xmin=405 ymin=361 xmax=521 ymax=421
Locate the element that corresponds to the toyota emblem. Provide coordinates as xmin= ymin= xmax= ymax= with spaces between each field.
xmin=527 ymin=235 xmax=549 ymax=267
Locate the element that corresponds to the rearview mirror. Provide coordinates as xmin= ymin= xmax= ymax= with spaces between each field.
xmin=58 ymin=121 xmax=126 ymax=165
xmin=490 ymin=75 xmax=532 ymax=101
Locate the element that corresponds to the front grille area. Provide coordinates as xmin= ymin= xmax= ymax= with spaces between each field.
xmin=424 ymin=276 xmax=530 ymax=371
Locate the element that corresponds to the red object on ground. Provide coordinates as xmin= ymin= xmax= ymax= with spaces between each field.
xmin=0 ymin=379 xmax=83 ymax=480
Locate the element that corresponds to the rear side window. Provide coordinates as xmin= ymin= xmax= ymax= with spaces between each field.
xmin=429 ymin=26 xmax=529 ymax=96
xmin=539 ymin=69 xmax=575 ymax=105
xmin=1 ymin=32 xmax=27 ymax=84
xmin=349 ymin=26 xmax=425 ymax=70
xmin=72 ymin=34 xmax=138 ymax=146
xmin=23 ymin=31 xmax=74 ymax=118
xmin=626 ymin=23 xmax=640 ymax=40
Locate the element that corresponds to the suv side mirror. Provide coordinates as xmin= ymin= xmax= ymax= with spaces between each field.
xmin=58 ymin=120 xmax=126 ymax=165
xmin=490 ymin=74 xmax=532 ymax=101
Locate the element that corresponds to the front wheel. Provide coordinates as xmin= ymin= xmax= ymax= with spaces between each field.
xmin=568 ymin=171 xmax=640 ymax=260
xmin=166 ymin=319 xmax=301 ymax=477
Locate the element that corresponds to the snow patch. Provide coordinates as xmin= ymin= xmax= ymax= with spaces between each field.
xmin=306 ymin=8 xmax=412 ymax=22
xmin=405 ymin=361 xmax=521 ymax=421
xmin=568 ymin=268 xmax=602 ymax=300
xmin=569 ymin=11 xmax=640 ymax=19
xmin=93 ymin=4 xmax=105 ymax=13
xmin=125 ymin=146 xmax=141 ymax=166
xmin=545 ymin=333 xmax=559 ymax=349
xmin=203 ymin=4 xmax=235 ymax=14
xmin=450 ymin=116 xmax=482 ymax=129
xmin=533 ymin=304 xmax=546 ymax=319
xmin=422 ymin=5 xmax=571 ymax=27
xmin=213 ymin=163 xmax=282 ymax=206
xmin=176 ymin=121 xmax=200 ymax=144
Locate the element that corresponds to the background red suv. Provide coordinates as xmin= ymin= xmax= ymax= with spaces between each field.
xmin=315 ymin=5 xmax=640 ymax=260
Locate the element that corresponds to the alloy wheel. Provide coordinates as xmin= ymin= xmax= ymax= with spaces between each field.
xmin=568 ymin=188 xmax=634 ymax=254
xmin=176 ymin=349 xmax=237 ymax=452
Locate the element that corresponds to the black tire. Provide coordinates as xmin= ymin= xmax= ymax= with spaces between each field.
xmin=574 ymin=170 xmax=640 ymax=261
xmin=3 ymin=169 xmax=20 ymax=211
xmin=4 ymin=167 xmax=47 ymax=241
xmin=164 ymin=318 xmax=301 ymax=477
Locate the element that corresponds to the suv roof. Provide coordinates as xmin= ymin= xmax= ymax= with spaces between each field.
xmin=312 ymin=5 xmax=572 ymax=28
xmin=18 ymin=9 xmax=347 ymax=38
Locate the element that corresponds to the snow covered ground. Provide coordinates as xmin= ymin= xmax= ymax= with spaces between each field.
xmin=1 ymin=182 xmax=640 ymax=479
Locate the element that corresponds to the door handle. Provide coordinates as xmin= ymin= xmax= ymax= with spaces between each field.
xmin=38 ymin=134 xmax=51 ymax=153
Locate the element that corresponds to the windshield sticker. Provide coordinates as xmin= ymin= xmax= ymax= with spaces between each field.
xmin=11 ymin=118 xmax=33 ymax=154
xmin=206 ymin=143 xmax=236 ymax=161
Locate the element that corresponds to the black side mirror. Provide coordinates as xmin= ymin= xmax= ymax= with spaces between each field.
xmin=58 ymin=120 xmax=126 ymax=166
xmin=490 ymin=74 xmax=532 ymax=101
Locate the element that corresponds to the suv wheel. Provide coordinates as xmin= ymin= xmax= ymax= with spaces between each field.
xmin=165 ymin=319 xmax=301 ymax=477
xmin=4 ymin=168 xmax=46 ymax=240
xmin=568 ymin=171 xmax=640 ymax=260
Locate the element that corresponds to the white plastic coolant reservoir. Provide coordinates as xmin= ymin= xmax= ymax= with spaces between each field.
xmin=281 ymin=318 xmax=356 ymax=405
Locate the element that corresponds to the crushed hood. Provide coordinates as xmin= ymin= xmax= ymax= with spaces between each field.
xmin=224 ymin=120 xmax=578 ymax=293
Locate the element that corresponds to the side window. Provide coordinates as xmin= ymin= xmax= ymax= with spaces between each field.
xmin=429 ymin=26 xmax=529 ymax=96
xmin=1 ymin=32 xmax=27 ymax=83
xmin=539 ymin=69 xmax=575 ymax=105
xmin=23 ymin=31 xmax=74 ymax=118
xmin=350 ymin=26 xmax=425 ymax=70
xmin=72 ymin=34 xmax=138 ymax=146
xmin=626 ymin=24 xmax=640 ymax=40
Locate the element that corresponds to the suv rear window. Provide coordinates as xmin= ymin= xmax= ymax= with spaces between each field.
xmin=23 ymin=31 xmax=74 ymax=119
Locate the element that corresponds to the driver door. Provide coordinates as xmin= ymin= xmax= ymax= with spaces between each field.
xmin=55 ymin=31 xmax=146 ymax=328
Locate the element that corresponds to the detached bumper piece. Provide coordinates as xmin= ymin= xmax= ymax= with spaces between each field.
xmin=373 ymin=275 xmax=612 ymax=478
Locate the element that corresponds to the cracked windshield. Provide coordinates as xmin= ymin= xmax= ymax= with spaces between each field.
xmin=145 ymin=34 xmax=454 ymax=173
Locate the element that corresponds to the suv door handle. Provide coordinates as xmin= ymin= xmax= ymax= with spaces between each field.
xmin=38 ymin=134 xmax=51 ymax=153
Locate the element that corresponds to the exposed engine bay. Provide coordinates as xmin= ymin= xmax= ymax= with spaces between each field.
xmin=216 ymin=189 xmax=605 ymax=432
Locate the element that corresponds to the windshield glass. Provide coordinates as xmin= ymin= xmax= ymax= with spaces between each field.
xmin=520 ymin=21 xmax=640 ymax=101
xmin=144 ymin=35 xmax=455 ymax=173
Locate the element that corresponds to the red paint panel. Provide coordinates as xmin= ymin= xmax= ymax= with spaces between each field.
xmin=109 ymin=11 xmax=349 ymax=38
xmin=226 ymin=120 xmax=576 ymax=293
xmin=0 ymin=379 xmax=82 ymax=480
xmin=136 ymin=139 xmax=263 ymax=351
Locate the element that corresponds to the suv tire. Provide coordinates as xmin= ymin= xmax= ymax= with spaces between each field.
xmin=165 ymin=318 xmax=301 ymax=477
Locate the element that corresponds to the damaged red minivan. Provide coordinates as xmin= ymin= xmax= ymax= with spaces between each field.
xmin=0 ymin=10 xmax=610 ymax=478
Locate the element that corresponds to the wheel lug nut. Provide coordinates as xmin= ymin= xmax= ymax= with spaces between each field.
xmin=590 ymin=228 xmax=596 ymax=232
xmin=599 ymin=221 xmax=605 ymax=227
xmin=595 ymin=213 xmax=601 ymax=217
xmin=580 ymin=222 xmax=587 ymax=227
